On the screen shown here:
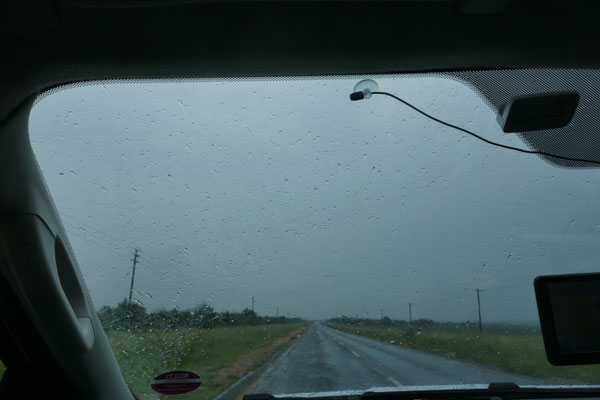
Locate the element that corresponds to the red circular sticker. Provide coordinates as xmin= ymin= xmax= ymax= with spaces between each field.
xmin=151 ymin=370 xmax=202 ymax=395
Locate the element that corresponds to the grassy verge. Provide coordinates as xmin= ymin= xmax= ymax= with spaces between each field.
xmin=107 ymin=324 xmax=305 ymax=400
xmin=329 ymin=324 xmax=600 ymax=385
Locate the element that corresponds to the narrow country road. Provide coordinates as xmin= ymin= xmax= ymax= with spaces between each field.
xmin=250 ymin=323 xmax=540 ymax=395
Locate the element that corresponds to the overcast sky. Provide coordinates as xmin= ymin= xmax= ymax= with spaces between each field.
xmin=28 ymin=76 xmax=600 ymax=323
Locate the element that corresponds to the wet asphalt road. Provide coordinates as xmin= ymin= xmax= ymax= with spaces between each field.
xmin=250 ymin=323 xmax=540 ymax=395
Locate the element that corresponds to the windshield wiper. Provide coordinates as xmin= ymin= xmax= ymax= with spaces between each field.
xmin=246 ymin=383 xmax=600 ymax=400
xmin=362 ymin=383 xmax=600 ymax=400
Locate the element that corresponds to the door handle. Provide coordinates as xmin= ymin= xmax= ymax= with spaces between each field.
xmin=0 ymin=214 xmax=95 ymax=358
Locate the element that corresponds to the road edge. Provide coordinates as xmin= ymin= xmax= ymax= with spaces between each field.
xmin=325 ymin=324 xmax=546 ymax=385
xmin=212 ymin=332 xmax=304 ymax=400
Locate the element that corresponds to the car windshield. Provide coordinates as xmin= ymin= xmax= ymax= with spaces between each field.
xmin=28 ymin=74 xmax=600 ymax=399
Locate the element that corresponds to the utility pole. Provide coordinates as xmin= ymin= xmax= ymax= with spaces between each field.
xmin=276 ymin=306 xmax=279 ymax=317
xmin=477 ymin=288 xmax=482 ymax=332
xmin=128 ymin=248 xmax=140 ymax=305
xmin=251 ymin=296 xmax=255 ymax=312
xmin=408 ymin=303 xmax=412 ymax=326
xmin=381 ymin=308 xmax=384 ymax=319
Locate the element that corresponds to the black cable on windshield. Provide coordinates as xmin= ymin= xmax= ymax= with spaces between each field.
xmin=353 ymin=90 xmax=600 ymax=167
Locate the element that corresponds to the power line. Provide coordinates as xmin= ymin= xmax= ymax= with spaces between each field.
xmin=67 ymin=229 xmax=166 ymax=274
xmin=65 ymin=222 xmax=166 ymax=272
xmin=67 ymin=230 xmax=131 ymax=259
xmin=59 ymin=216 xmax=197 ymax=307
xmin=410 ymin=280 xmax=531 ymax=308
xmin=62 ymin=219 xmax=134 ymax=256
xmin=482 ymin=281 xmax=531 ymax=292
xmin=61 ymin=213 xmax=130 ymax=248
xmin=61 ymin=214 xmax=168 ymax=268
xmin=67 ymin=230 xmax=133 ymax=260
xmin=413 ymin=292 xmax=471 ymax=306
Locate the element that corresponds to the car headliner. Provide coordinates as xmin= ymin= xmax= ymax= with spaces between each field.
xmin=1 ymin=0 xmax=600 ymax=122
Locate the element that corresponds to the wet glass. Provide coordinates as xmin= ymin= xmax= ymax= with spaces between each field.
xmin=29 ymin=76 xmax=600 ymax=399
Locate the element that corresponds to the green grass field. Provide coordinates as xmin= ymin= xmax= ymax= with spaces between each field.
xmin=107 ymin=324 xmax=305 ymax=400
xmin=330 ymin=324 xmax=600 ymax=385
xmin=0 ymin=325 xmax=303 ymax=399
